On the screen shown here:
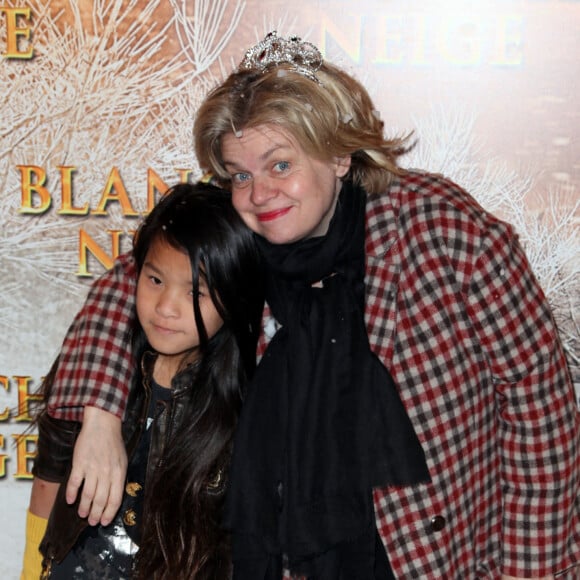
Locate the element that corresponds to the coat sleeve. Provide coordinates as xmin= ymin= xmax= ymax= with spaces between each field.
xmin=47 ymin=252 xmax=138 ymax=422
xmin=32 ymin=410 xmax=80 ymax=482
xmin=465 ymin=220 xmax=580 ymax=577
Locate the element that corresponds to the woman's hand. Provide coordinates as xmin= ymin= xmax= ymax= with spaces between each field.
xmin=65 ymin=406 xmax=127 ymax=526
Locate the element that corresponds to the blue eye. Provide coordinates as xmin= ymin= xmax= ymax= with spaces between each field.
xmin=232 ymin=172 xmax=251 ymax=185
xmin=274 ymin=161 xmax=290 ymax=172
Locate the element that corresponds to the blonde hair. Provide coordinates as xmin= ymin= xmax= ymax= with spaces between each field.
xmin=194 ymin=62 xmax=412 ymax=194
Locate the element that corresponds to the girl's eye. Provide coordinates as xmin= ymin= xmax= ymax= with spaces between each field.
xmin=149 ymin=275 xmax=162 ymax=286
xmin=273 ymin=161 xmax=290 ymax=173
xmin=189 ymin=285 xmax=207 ymax=298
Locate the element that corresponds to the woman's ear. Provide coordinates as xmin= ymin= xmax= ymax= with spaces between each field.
xmin=334 ymin=155 xmax=351 ymax=178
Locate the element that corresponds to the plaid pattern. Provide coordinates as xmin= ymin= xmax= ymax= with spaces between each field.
xmin=48 ymin=172 xmax=579 ymax=577
xmin=48 ymin=253 xmax=137 ymax=421
xmin=360 ymin=172 xmax=579 ymax=578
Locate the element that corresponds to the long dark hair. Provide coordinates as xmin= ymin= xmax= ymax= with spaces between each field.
xmin=130 ymin=182 xmax=264 ymax=579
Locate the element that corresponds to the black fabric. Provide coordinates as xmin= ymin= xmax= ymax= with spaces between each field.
xmin=33 ymin=411 xmax=80 ymax=483
xmin=48 ymin=381 xmax=173 ymax=579
xmin=224 ymin=182 xmax=430 ymax=579
xmin=121 ymin=379 xmax=172 ymax=544
xmin=47 ymin=522 xmax=133 ymax=580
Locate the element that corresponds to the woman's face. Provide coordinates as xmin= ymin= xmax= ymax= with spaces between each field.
xmin=221 ymin=125 xmax=350 ymax=244
xmin=136 ymin=237 xmax=223 ymax=375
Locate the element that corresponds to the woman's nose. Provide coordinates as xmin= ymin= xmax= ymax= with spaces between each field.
xmin=250 ymin=176 xmax=278 ymax=205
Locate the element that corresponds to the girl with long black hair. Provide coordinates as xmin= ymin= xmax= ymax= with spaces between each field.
xmin=25 ymin=182 xmax=263 ymax=579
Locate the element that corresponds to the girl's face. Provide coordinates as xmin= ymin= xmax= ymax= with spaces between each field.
xmin=136 ymin=237 xmax=224 ymax=377
xmin=221 ymin=125 xmax=351 ymax=245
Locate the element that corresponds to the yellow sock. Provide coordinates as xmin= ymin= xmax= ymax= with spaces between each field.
xmin=20 ymin=509 xmax=48 ymax=580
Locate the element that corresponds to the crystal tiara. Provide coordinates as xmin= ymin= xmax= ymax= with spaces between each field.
xmin=238 ymin=31 xmax=323 ymax=83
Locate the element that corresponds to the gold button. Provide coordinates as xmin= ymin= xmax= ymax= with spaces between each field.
xmin=125 ymin=482 xmax=142 ymax=497
xmin=123 ymin=509 xmax=137 ymax=526
xmin=207 ymin=469 xmax=223 ymax=489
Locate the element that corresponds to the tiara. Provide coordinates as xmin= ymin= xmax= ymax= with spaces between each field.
xmin=239 ymin=31 xmax=323 ymax=83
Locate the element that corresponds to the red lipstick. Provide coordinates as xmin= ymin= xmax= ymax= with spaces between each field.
xmin=256 ymin=207 xmax=292 ymax=222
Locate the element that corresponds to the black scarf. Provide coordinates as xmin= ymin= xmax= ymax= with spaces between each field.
xmin=224 ymin=182 xmax=430 ymax=579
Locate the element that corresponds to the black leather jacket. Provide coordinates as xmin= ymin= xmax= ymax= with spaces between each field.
xmin=35 ymin=352 xmax=204 ymax=576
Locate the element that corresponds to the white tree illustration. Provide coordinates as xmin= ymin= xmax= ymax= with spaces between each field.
xmin=0 ymin=0 xmax=244 ymax=363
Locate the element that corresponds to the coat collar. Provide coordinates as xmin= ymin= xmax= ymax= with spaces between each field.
xmin=140 ymin=350 xmax=199 ymax=397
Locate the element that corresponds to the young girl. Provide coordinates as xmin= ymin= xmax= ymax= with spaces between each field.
xmin=27 ymin=182 xmax=264 ymax=579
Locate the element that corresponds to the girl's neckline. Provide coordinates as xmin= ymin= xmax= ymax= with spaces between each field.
xmin=152 ymin=352 xmax=199 ymax=388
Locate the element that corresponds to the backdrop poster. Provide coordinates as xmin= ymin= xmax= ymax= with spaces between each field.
xmin=1 ymin=0 xmax=578 ymax=577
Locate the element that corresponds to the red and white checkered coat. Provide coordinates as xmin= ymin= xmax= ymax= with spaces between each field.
xmin=48 ymin=171 xmax=580 ymax=578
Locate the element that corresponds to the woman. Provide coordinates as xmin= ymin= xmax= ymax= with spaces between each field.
xmin=26 ymin=32 xmax=579 ymax=579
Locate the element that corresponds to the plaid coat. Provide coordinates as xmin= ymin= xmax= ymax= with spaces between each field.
xmin=48 ymin=171 xmax=579 ymax=578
